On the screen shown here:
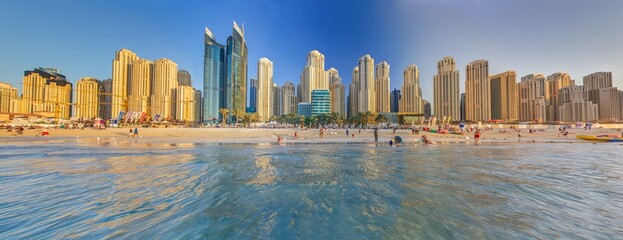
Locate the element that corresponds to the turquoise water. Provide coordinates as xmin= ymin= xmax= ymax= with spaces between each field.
xmin=1 ymin=141 xmax=622 ymax=239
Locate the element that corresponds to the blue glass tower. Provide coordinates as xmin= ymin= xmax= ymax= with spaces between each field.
xmin=224 ymin=22 xmax=248 ymax=121
xmin=311 ymin=89 xmax=331 ymax=117
xmin=203 ymin=27 xmax=225 ymax=123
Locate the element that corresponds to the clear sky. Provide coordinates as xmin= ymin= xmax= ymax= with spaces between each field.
xmin=1 ymin=0 xmax=622 ymax=103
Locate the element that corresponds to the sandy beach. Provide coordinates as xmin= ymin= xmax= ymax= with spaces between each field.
xmin=1 ymin=126 xmax=621 ymax=145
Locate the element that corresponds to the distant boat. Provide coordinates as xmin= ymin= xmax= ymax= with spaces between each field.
xmin=576 ymin=134 xmax=623 ymax=142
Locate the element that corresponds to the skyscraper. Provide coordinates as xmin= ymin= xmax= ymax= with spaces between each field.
xmin=176 ymin=85 xmax=199 ymax=123
xmin=273 ymin=83 xmax=281 ymax=118
xmin=177 ymin=70 xmax=191 ymax=86
xmin=349 ymin=66 xmax=360 ymax=116
xmin=281 ymin=82 xmax=297 ymax=115
xmin=545 ymin=72 xmax=573 ymax=122
xmin=299 ymin=50 xmax=327 ymax=103
xmin=358 ymin=54 xmax=375 ymax=113
xmin=423 ymin=100 xmax=432 ymax=118
xmin=330 ymin=79 xmax=346 ymax=117
xmin=583 ymin=72 xmax=621 ymax=121
xmin=401 ymin=64 xmax=423 ymax=113
xmin=224 ymin=22 xmax=248 ymax=120
xmin=557 ymin=85 xmax=598 ymax=122
xmin=518 ymin=74 xmax=546 ymax=122
xmin=74 ymin=77 xmax=100 ymax=119
xmin=0 ymin=82 xmax=18 ymax=113
xmin=489 ymin=71 xmax=518 ymax=121
xmin=203 ymin=27 xmax=225 ymax=123
xmin=311 ymin=89 xmax=331 ymax=117
xmin=433 ymin=57 xmax=460 ymax=121
xmin=374 ymin=61 xmax=390 ymax=113
xmin=465 ymin=60 xmax=490 ymax=121
xmin=151 ymin=58 xmax=178 ymax=119
xmin=111 ymin=49 xmax=139 ymax=117
xmin=100 ymin=79 xmax=112 ymax=119
xmin=19 ymin=68 xmax=73 ymax=119
xmin=128 ymin=58 xmax=152 ymax=114
xmin=390 ymin=89 xmax=401 ymax=113
xmin=248 ymin=78 xmax=258 ymax=113
xmin=257 ymin=58 xmax=273 ymax=122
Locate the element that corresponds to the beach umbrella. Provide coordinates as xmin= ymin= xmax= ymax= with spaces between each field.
xmin=394 ymin=136 xmax=403 ymax=144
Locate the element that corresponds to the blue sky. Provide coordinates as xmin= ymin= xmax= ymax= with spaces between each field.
xmin=1 ymin=0 xmax=622 ymax=103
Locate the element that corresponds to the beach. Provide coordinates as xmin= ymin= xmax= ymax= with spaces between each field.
xmin=1 ymin=126 xmax=621 ymax=145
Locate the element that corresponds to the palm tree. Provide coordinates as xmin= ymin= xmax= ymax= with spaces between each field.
xmin=375 ymin=113 xmax=389 ymax=127
xmin=219 ymin=108 xmax=229 ymax=126
xmin=232 ymin=109 xmax=245 ymax=126
xmin=249 ymin=113 xmax=260 ymax=128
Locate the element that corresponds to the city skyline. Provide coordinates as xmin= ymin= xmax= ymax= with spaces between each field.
xmin=1 ymin=0 xmax=622 ymax=105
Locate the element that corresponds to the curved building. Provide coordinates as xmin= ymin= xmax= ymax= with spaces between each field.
xmin=203 ymin=27 xmax=225 ymax=123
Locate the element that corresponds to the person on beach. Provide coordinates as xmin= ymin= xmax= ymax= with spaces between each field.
xmin=41 ymin=128 xmax=49 ymax=136
xmin=134 ymin=128 xmax=138 ymax=137
xmin=518 ymin=130 xmax=522 ymax=138
xmin=374 ymin=128 xmax=379 ymax=143
xmin=474 ymin=130 xmax=481 ymax=143
xmin=128 ymin=129 xmax=133 ymax=137
xmin=294 ymin=131 xmax=298 ymax=139
xmin=346 ymin=129 xmax=349 ymax=136
xmin=277 ymin=135 xmax=282 ymax=144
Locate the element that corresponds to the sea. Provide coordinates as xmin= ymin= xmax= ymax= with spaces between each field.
xmin=1 ymin=140 xmax=622 ymax=239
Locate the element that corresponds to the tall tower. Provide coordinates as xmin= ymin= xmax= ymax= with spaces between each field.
xmin=225 ymin=21 xmax=248 ymax=119
xmin=401 ymin=64 xmax=423 ymax=113
xmin=465 ymin=60 xmax=490 ymax=121
xmin=128 ymin=58 xmax=152 ymax=114
xmin=248 ymin=78 xmax=258 ymax=112
xmin=327 ymin=68 xmax=345 ymax=116
xmin=257 ymin=58 xmax=273 ymax=122
xmin=374 ymin=61 xmax=390 ymax=113
xmin=545 ymin=72 xmax=573 ymax=121
xmin=22 ymin=68 xmax=73 ymax=119
xmin=433 ymin=56 xmax=460 ymax=121
xmin=349 ymin=66 xmax=360 ymax=116
xmin=281 ymin=82 xmax=297 ymax=115
xmin=111 ymin=49 xmax=139 ymax=117
xmin=74 ymin=77 xmax=100 ymax=119
xmin=151 ymin=58 xmax=178 ymax=119
xmin=203 ymin=27 xmax=225 ymax=123
xmin=358 ymin=54 xmax=375 ymax=113
xmin=489 ymin=71 xmax=518 ymax=121
xmin=518 ymin=74 xmax=546 ymax=122
xmin=0 ymin=82 xmax=18 ymax=113
xmin=299 ymin=50 xmax=327 ymax=103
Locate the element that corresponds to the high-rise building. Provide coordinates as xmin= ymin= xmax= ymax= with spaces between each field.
xmin=0 ymin=82 xmax=18 ymax=113
xmin=20 ymin=68 xmax=73 ymax=119
xmin=299 ymin=50 xmax=327 ymax=103
xmin=489 ymin=71 xmax=518 ymax=121
xmin=557 ymin=85 xmax=598 ymax=122
xmin=112 ymin=49 xmax=139 ymax=118
xmin=583 ymin=72 xmax=620 ymax=121
xmin=194 ymin=89 xmax=202 ymax=123
xmin=311 ymin=89 xmax=331 ymax=117
xmin=176 ymin=86 xmax=199 ymax=123
xmin=423 ymin=100 xmax=432 ymax=118
xmin=545 ymin=72 xmax=573 ymax=122
xmin=358 ymin=54 xmax=375 ymax=113
xmin=177 ymin=70 xmax=191 ymax=86
xmin=224 ymin=22 xmax=248 ymax=121
xmin=374 ymin=61 xmax=390 ymax=113
xmin=518 ymin=74 xmax=546 ymax=122
xmin=74 ymin=77 xmax=100 ymax=119
xmin=100 ymin=79 xmax=112 ymax=119
xmin=273 ymin=83 xmax=281 ymax=118
xmin=128 ymin=58 xmax=152 ymax=114
xmin=203 ymin=27 xmax=225 ymax=123
xmin=349 ymin=66 xmax=360 ymax=116
xmin=401 ymin=64 xmax=423 ymax=114
xmin=257 ymin=58 xmax=273 ymax=122
xmin=248 ymin=78 xmax=258 ymax=113
xmin=281 ymin=82 xmax=297 ymax=115
xmin=459 ymin=93 xmax=465 ymax=122
xmin=433 ymin=56 xmax=460 ymax=121
xmin=465 ymin=60 xmax=490 ymax=121
xmin=298 ymin=102 xmax=312 ymax=117
xmin=330 ymin=80 xmax=346 ymax=117
xmin=390 ymin=89 xmax=401 ymax=113
xmin=151 ymin=58 xmax=178 ymax=119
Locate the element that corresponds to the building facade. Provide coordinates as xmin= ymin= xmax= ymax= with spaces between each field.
xmin=358 ymin=54 xmax=375 ymax=113
xmin=74 ymin=77 xmax=100 ymax=119
xmin=151 ymin=58 xmax=178 ymax=119
xmin=465 ymin=60 xmax=490 ymax=121
xmin=176 ymin=85 xmax=199 ymax=123
xmin=281 ymin=82 xmax=297 ymax=115
xmin=311 ymin=89 xmax=331 ymax=117
xmin=224 ymin=22 xmax=248 ymax=121
xmin=256 ymin=58 xmax=273 ymax=122
xmin=349 ymin=66 xmax=360 ymax=116
xmin=401 ymin=64 xmax=423 ymax=114
xmin=518 ymin=74 xmax=546 ymax=122
xmin=390 ymin=89 xmax=401 ymax=113
xmin=545 ymin=72 xmax=573 ymax=122
xmin=19 ymin=68 xmax=73 ymax=120
xmin=329 ymin=73 xmax=346 ymax=117
xmin=272 ymin=83 xmax=281 ymax=118
xmin=202 ymin=27 xmax=225 ymax=123
xmin=433 ymin=56 xmax=460 ymax=121
xmin=558 ymin=85 xmax=598 ymax=122
xmin=128 ymin=58 xmax=152 ymax=114
xmin=298 ymin=102 xmax=312 ymax=117
xmin=583 ymin=72 xmax=620 ymax=121
xmin=111 ymin=49 xmax=139 ymax=118
xmin=299 ymin=50 xmax=327 ymax=103
xmin=374 ymin=61 xmax=390 ymax=113
xmin=489 ymin=71 xmax=518 ymax=121
xmin=100 ymin=79 xmax=112 ymax=119
xmin=177 ymin=70 xmax=191 ymax=86
xmin=248 ymin=78 xmax=258 ymax=113
xmin=0 ymin=82 xmax=18 ymax=113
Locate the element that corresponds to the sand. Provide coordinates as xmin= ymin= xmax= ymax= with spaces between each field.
xmin=1 ymin=126 xmax=621 ymax=145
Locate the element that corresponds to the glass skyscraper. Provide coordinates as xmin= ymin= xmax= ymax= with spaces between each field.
xmin=203 ymin=22 xmax=248 ymax=123
xmin=203 ymin=27 xmax=224 ymax=123
xmin=311 ymin=89 xmax=331 ymax=117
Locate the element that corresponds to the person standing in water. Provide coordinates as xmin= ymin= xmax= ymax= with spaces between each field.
xmin=474 ymin=129 xmax=481 ymax=143
xmin=374 ymin=128 xmax=379 ymax=143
